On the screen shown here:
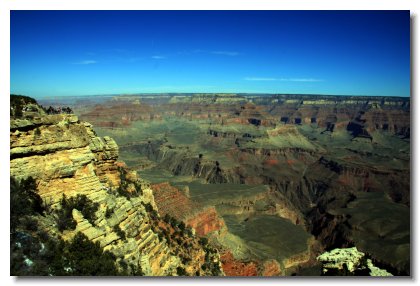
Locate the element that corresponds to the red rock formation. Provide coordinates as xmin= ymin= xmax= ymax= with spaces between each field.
xmin=80 ymin=102 xmax=154 ymax=128
xmin=261 ymin=259 xmax=282 ymax=276
xmin=152 ymin=182 xmax=225 ymax=236
xmin=78 ymin=94 xmax=410 ymax=138
xmin=152 ymin=182 xmax=198 ymax=219
xmin=220 ymin=251 xmax=259 ymax=276
xmin=185 ymin=207 xmax=225 ymax=237
xmin=220 ymin=252 xmax=282 ymax=276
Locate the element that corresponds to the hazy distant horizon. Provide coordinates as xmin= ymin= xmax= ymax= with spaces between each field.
xmin=11 ymin=11 xmax=410 ymax=98
xmin=27 ymin=92 xmax=411 ymax=101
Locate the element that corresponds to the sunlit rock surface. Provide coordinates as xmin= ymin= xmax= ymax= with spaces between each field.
xmin=317 ymin=247 xmax=393 ymax=276
xmin=10 ymin=111 xmax=223 ymax=276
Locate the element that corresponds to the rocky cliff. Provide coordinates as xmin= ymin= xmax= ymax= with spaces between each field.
xmin=10 ymin=108 xmax=223 ymax=276
xmin=151 ymin=182 xmax=226 ymax=237
xmin=49 ymin=93 xmax=410 ymax=276
xmin=76 ymin=94 xmax=410 ymax=138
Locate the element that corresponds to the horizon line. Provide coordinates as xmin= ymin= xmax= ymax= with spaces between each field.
xmin=22 ymin=92 xmax=411 ymax=100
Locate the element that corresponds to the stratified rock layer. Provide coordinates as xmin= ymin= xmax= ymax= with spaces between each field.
xmin=151 ymin=182 xmax=226 ymax=237
xmin=10 ymin=114 xmax=222 ymax=276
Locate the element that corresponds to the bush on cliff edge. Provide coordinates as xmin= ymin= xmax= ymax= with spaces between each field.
xmin=56 ymin=194 xmax=99 ymax=232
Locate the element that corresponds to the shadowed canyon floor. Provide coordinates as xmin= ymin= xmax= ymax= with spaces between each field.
xmin=33 ymin=93 xmax=410 ymax=276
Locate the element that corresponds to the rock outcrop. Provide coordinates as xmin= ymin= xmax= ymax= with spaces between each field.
xmin=10 ymin=112 xmax=223 ymax=276
xmin=151 ymin=182 xmax=226 ymax=237
xmin=317 ymin=247 xmax=393 ymax=276
xmin=43 ymin=93 xmax=410 ymax=276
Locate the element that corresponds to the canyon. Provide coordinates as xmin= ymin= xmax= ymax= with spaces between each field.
xmin=10 ymin=96 xmax=223 ymax=276
xmin=12 ymin=93 xmax=410 ymax=276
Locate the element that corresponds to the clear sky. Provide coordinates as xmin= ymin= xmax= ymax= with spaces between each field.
xmin=10 ymin=10 xmax=410 ymax=98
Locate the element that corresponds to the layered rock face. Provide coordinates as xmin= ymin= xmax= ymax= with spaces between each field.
xmin=151 ymin=182 xmax=226 ymax=237
xmin=44 ymin=93 xmax=410 ymax=276
xmin=76 ymin=94 xmax=410 ymax=138
xmin=10 ymin=113 xmax=223 ymax=276
xmin=80 ymin=103 xmax=156 ymax=128
xmin=11 ymin=115 xmax=120 ymax=205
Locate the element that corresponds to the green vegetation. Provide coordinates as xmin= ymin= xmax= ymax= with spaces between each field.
xmin=176 ymin=266 xmax=188 ymax=276
xmin=116 ymin=167 xmax=143 ymax=199
xmin=10 ymin=94 xmax=37 ymax=106
xmin=143 ymin=202 xmax=154 ymax=212
xmin=142 ymin=202 xmax=158 ymax=219
xmin=105 ymin=206 xmax=114 ymax=218
xmin=56 ymin=194 xmax=99 ymax=232
xmin=199 ymin=237 xmax=222 ymax=276
xmin=10 ymin=177 xmax=44 ymax=232
xmin=11 ymin=230 xmax=126 ymax=276
xmin=199 ymin=237 xmax=209 ymax=246
xmin=50 ymin=232 xmax=121 ymax=275
xmin=10 ymin=94 xmax=37 ymax=118
xmin=156 ymin=212 xmax=222 ymax=276
xmin=162 ymin=213 xmax=183 ymax=230
xmin=113 ymin=225 xmax=126 ymax=240
xmin=10 ymin=176 xmax=142 ymax=276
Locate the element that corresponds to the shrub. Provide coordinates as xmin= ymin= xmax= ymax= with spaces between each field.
xmin=134 ymin=182 xmax=143 ymax=196
xmin=10 ymin=94 xmax=37 ymax=118
xmin=116 ymin=167 xmax=145 ymax=199
xmin=22 ymin=217 xmax=39 ymax=232
xmin=69 ymin=195 xmax=98 ymax=223
xmin=176 ymin=266 xmax=188 ymax=276
xmin=56 ymin=194 xmax=99 ymax=232
xmin=143 ymin=203 xmax=154 ymax=213
xmin=10 ymin=177 xmax=44 ymax=232
xmin=185 ymin=226 xmax=194 ymax=237
xmin=178 ymin=221 xmax=186 ymax=231
xmin=199 ymin=237 xmax=208 ymax=246
xmin=56 ymin=201 xmax=77 ymax=232
xmin=14 ymin=106 xmax=23 ymax=118
xmin=10 ymin=177 xmax=43 ymax=216
xmin=129 ymin=262 xmax=144 ymax=276
xmin=150 ymin=210 xmax=158 ymax=219
xmin=105 ymin=207 xmax=114 ymax=218
xmin=11 ymin=230 xmax=124 ymax=276
xmin=117 ymin=186 xmax=131 ymax=200
xmin=169 ymin=217 xmax=178 ymax=228
xmin=51 ymin=232 xmax=120 ymax=276
xmin=113 ymin=225 xmax=126 ymax=240
xmin=163 ymin=214 xmax=171 ymax=223
xmin=182 ymin=256 xmax=191 ymax=264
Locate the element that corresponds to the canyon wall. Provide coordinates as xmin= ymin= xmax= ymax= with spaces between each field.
xmin=10 ymin=113 xmax=223 ymax=276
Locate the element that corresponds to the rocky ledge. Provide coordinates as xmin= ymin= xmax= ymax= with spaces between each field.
xmin=317 ymin=247 xmax=393 ymax=276
xmin=10 ymin=112 xmax=223 ymax=276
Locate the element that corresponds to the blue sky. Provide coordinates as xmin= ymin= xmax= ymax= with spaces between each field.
xmin=10 ymin=11 xmax=410 ymax=98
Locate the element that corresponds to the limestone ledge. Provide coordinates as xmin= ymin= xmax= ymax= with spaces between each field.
xmin=10 ymin=115 xmax=120 ymax=204
xmin=10 ymin=113 xmax=217 ymax=276
xmin=317 ymin=247 xmax=393 ymax=276
xmin=10 ymin=114 xmax=79 ymax=130
xmin=57 ymin=191 xmax=179 ymax=276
